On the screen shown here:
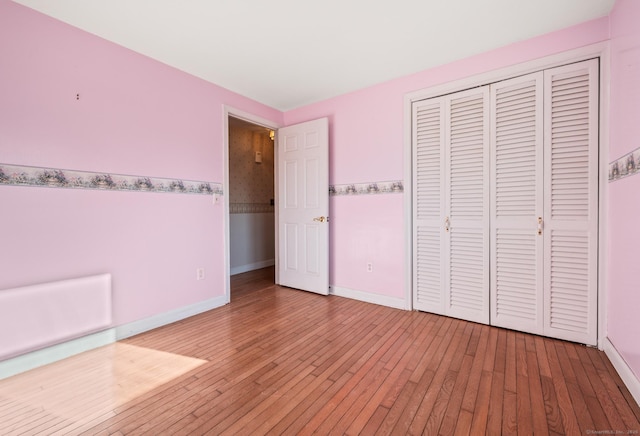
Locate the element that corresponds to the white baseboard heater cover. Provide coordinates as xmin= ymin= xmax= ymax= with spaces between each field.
xmin=0 ymin=274 xmax=112 ymax=361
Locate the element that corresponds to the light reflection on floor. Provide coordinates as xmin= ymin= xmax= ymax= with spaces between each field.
xmin=0 ymin=343 xmax=206 ymax=435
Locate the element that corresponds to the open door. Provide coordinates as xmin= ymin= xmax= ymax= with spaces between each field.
xmin=277 ymin=118 xmax=329 ymax=295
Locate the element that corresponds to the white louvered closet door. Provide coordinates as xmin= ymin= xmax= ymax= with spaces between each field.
xmin=543 ymin=59 xmax=599 ymax=345
xmin=413 ymin=98 xmax=446 ymax=314
xmin=445 ymin=88 xmax=490 ymax=324
xmin=413 ymin=88 xmax=490 ymax=323
xmin=490 ymin=73 xmax=544 ymax=335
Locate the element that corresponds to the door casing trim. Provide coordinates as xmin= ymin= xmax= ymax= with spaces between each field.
xmin=222 ymin=106 xmax=281 ymax=301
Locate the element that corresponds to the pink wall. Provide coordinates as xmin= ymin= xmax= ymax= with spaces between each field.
xmin=0 ymin=0 xmax=282 ymax=331
xmin=607 ymin=0 xmax=640 ymax=379
xmin=330 ymin=195 xmax=405 ymax=298
xmin=285 ymin=17 xmax=609 ymax=299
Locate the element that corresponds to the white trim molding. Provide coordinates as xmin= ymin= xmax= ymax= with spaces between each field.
xmin=223 ymin=105 xmax=281 ymax=302
xmin=603 ymin=337 xmax=640 ymax=407
xmin=0 ymin=296 xmax=228 ymax=380
xmin=115 ymin=295 xmax=227 ymax=340
xmin=0 ymin=329 xmax=116 ymax=380
xmin=330 ymin=285 xmax=407 ymax=310
xmin=230 ymin=259 xmax=275 ymax=276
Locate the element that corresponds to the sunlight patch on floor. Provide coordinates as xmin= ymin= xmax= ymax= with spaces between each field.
xmin=0 ymin=343 xmax=206 ymax=435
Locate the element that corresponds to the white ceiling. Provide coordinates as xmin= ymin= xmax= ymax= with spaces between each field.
xmin=13 ymin=0 xmax=615 ymax=111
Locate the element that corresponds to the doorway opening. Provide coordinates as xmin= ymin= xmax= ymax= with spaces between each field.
xmin=227 ymin=116 xmax=276 ymax=298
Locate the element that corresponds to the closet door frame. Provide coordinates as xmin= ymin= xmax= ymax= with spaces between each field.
xmin=403 ymin=42 xmax=610 ymax=348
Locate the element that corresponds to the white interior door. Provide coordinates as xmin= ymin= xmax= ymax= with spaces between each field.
xmin=445 ymin=87 xmax=490 ymax=325
xmin=412 ymin=87 xmax=490 ymax=325
xmin=490 ymin=72 xmax=544 ymax=335
xmin=413 ymin=98 xmax=446 ymax=314
xmin=543 ymin=59 xmax=599 ymax=345
xmin=277 ymin=118 xmax=329 ymax=295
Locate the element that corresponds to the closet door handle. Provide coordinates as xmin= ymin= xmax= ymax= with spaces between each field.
xmin=537 ymin=217 xmax=543 ymax=235
xmin=444 ymin=216 xmax=450 ymax=232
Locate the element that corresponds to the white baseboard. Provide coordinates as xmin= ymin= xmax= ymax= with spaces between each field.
xmin=330 ymin=285 xmax=408 ymax=310
xmin=603 ymin=337 xmax=640 ymax=407
xmin=230 ymin=259 xmax=275 ymax=276
xmin=0 ymin=295 xmax=228 ymax=380
xmin=0 ymin=329 xmax=116 ymax=380
xmin=116 ymin=295 xmax=228 ymax=340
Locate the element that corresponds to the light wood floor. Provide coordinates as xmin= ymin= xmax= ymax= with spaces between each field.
xmin=2 ymin=267 xmax=639 ymax=435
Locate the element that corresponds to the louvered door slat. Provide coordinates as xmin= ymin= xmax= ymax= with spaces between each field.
xmin=543 ymin=59 xmax=599 ymax=346
xmin=490 ymin=72 xmax=544 ymax=335
xmin=413 ymin=99 xmax=446 ymax=314
xmin=446 ymin=87 xmax=490 ymax=324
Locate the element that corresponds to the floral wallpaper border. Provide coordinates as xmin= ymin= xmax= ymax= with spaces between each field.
xmin=0 ymin=163 xmax=222 ymax=196
xmin=329 ymin=180 xmax=403 ymax=196
xmin=609 ymin=147 xmax=640 ymax=182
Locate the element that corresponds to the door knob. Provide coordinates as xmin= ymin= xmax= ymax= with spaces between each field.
xmin=313 ymin=216 xmax=327 ymax=223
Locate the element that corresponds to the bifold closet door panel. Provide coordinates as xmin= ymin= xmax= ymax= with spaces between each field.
xmin=412 ymin=58 xmax=599 ymax=345
xmin=413 ymin=98 xmax=446 ymax=315
xmin=445 ymin=87 xmax=490 ymax=325
xmin=490 ymin=72 xmax=544 ymax=335
xmin=412 ymin=87 xmax=490 ymax=324
xmin=543 ymin=59 xmax=599 ymax=346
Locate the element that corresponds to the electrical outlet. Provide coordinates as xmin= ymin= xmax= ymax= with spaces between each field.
xmin=196 ymin=268 xmax=205 ymax=280
xmin=366 ymin=262 xmax=373 ymax=273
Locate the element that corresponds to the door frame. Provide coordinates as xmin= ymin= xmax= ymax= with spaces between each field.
xmin=403 ymin=42 xmax=610 ymax=348
xmin=222 ymin=106 xmax=281 ymax=302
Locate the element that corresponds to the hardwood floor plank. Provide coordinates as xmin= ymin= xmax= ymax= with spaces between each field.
xmin=526 ymin=337 xmax=550 ymax=436
xmin=487 ymin=371 xmax=506 ymax=435
xmin=502 ymin=390 xmax=518 ymax=435
xmin=299 ymin=316 xmax=410 ymax=434
xmin=413 ymin=322 xmax=473 ymax=435
xmin=590 ymin=351 xmax=640 ymax=428
xmin=360 ymin=405 xmax=390 ymax=435
xmin=536 ymin=335 xmax=553 ymax=378
xmin=271 ymin=372 xmax=352 ymax=435
xmin=348 ymin=368 xmax=412 ymax=435
xmin=504 ymin=329 xmax=517 ymax=394
xmin=213 ymin=364 xmax=318 ymax=435
xmin=0 ymin=267 xmax=636 ymax=435
xmin=541 ymin=374 xmax=564 ymax=434
xmin=556 ymin=340 xmax=596 ymax=434
xmin=515 ymin=333 xmax=534 ymax=436
xmin=420 ymin=368 xmax=458 ymax=435
xmin=433 ymin=345 xmax=475 ymax=435
xmin=385 ymin=319 xmax=458 ymax=431
xmin=454 ymin=409 xmax=474 ymax=436
xmin=344 ymin=315 xmax=435 ymax=434
xmin=314 ymin=362 xmax=390 ymax=435
xmin=577 ymin=345 xmax=627 ymax=432
xmin=376 ymin=379 xmax=418 ymax=435
xmin=271 ymin=312 xmax=408 ymax=434
xmin=468 ymin=370 xmax=493 ymax=435
xmin=460 ymin=324 xmax=491 ymax=414
xmin=544 ymin=337 xmax=581 ymax=435
xmin=565 ymin=342 xmax=612 ymax=431
xmin=486 ymin=329 xmax=507 ymax=435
